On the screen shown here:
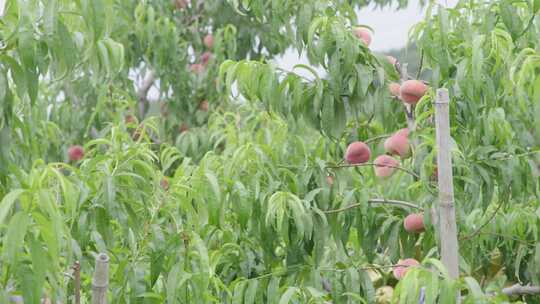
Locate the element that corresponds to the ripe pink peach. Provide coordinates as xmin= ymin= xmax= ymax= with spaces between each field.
xmin=352 ymin=27 xmax=372 ymax=46
xmin=387 ymin=56 xmax=397 ymax=65
xmin=200 ymin=51 xmax=212 ymax=65
xmin=326 ymin=175 xmax=334 ymax=186
xmin=345 ymin=141 xmax=371 ymax=164
xmin=68 ymin=145 xmax=84 ymax=162
xmin=203 ymin=34 xmax=214 ymax=49
xmin=374 ymin=155 xmax=399 ymax=177
xmin=400 ymin=80 xmax=428 ymax=104
xmin=384 ymin=129 xmax=410 ymax=158
xmin=393 ymin=258 xmax=420 ymax=280
xmin=190 ymin=63 xmax=204 ymax=74
xmin=404 ymin=213 xmax=425 ymax=233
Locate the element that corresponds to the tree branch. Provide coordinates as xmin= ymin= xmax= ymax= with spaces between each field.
xmin=323 ymin=198 xmax=423 ymax=214
xmin=137 ymin=69 xmax=156 ymax=118
xmin=364 ymin=134 xmax=391 ymax=144
xmin=416 ymin=50 xmax=424 ymax=80
xmin=502 ymin=284 xmax=540 ymax=296
xmin=327 ymin=163 xmax=421 ymax=179
xmin=459 ymin=199 xmax=504 ymax=241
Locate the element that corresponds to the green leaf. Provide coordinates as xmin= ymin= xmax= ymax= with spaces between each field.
xmin=244 ymin=279 xmax=259 ymax=304
xmin=232 ymin=280 xmax=247 ymax=304
xmin=0 ymin=189 xmax=25 ymax=226
xmin=464 ymin=277 xmax=484 ymax=299
xmin=278 ymin=287 xmax=298 ymax=304
xmin=29 ymin=235 xmax=47 ymax=302
xmin=4 ymin=211 xmax=30 ymax=265
xmin=267 ymin=277 xmax=281 ymax=304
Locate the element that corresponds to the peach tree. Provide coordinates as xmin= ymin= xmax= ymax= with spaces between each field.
xmin=0 ymin=0 xmax=539 ymax=303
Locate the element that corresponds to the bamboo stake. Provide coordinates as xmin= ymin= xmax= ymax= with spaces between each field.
xmin=434 ymin=89 xmax=460 ymax=279
xmin=91 ymin=253 xmax=109 ymax=304
xmin=73 ymin=261 xmax=81 ymax=304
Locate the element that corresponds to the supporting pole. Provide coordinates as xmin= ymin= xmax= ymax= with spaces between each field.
xmin=74 ymin=261 xmax=81 ymax=304
xmin=91 ymin=253 xmax=109 ymax=304
xmin=434 ymin=89 xmax=460 ymax=279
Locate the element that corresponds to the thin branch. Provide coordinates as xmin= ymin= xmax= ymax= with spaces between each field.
xmin=516 ymin=12 xmax=537 ymax=39
xmin=369 ymin=198 xmax=423 ymax=210
xmin=476 ymin=150 xmax=540 ymax=162
xmin=323 ymin=198 xmax=423 ymax=214
xmin=502 ymin=284 xmax=540 ymax=296
xmin=416 ymin=49 xmax=424 ymax=80
xmin=459 ymin=200 xmax=504 ymax=241
xmin=239 ymin=262 xmax=430 ymax=283
xmin=327 ymin=162 xmax=421 ymax=179
xmin=137 ymin=69 xmax=156 ymax=118
xmin=467 ymin=232 xmax=536 ymax=246
xmin=364 ymin=134 xmax=391 ymax=144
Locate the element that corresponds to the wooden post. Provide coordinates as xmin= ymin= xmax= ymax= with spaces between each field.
xmin=73 ymin=261 xmax=81 ymax=304
xmin=91 ymin=253 xmax=109 ymax=304
xmin=434 ymin=89 xmax=460 ymax=279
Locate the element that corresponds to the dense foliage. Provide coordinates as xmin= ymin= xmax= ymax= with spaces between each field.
xmin=0 ymin=0 xmax=539 ymax=303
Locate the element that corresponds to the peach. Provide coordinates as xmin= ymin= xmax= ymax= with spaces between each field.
xmin=179 ymin=122 xmax=189 ymax=133
xmin=373 ymin=155 xmax=399 ymax=177
xmin=400 ymin=80 xmax=428 ymax=105
xmin=386 ymin=56 xmax=397 ymax=65
xmin=352 ymin=27 xmax=372 ymax=46
xmin=404 ymin=213 xmax=425 ymax=233
xmin=174 ymin=0 xmax=188 ymax=10
xmin=200 ymin=51 xmax=212 ymax=65
xmin=388 ymin=82 xmax=401 ymax=97
xmin=68 ymin=145 xmax=84 ymax=161
xmin=326 ymin=175 xmax=334 ymax=186
xmin=190 ymin=63 xmax=204 ymax=74
xmin=203 ymin=34 xmax=214 ymax=49
xmin=125 ymin=115 xmax=136 ymax=124
xmin=393 ymin=258 xmax=419 ymax=280
xmin=160 ymin=178 xmax=169 ymax=190
xmin=345 ymin=141 xmax=371 ymax=164
xmin=384 ymin=129 xmax=410 ymax=158
xmin=199 ymin=100 xmax=209 ymax=112
xmin=395 ymin=128 xmax=409 ymax=138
